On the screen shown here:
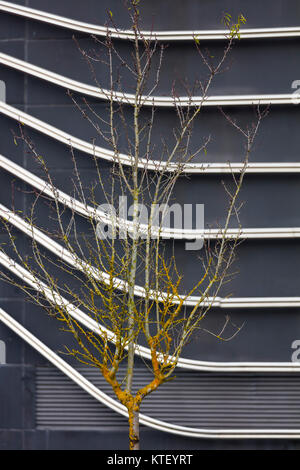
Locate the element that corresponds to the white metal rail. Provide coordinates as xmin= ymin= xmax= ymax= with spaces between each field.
xmin=0 ymin=52 xmax=297 ymax=107
xmin=1 ymin=1 xmax=300 ymax=41
xmin=0 ymin=154 xmax=206 ymax=241
xmin=1 ymin=102 xmax=300 ymax=174
xmin=3 ymin=201 xmax=300 ymax=310
xmin=2 ymin=307 xmax=300 ymax=438
xmin=1 ymin=245 xmax=300 ymax=372
xmin=2 ymin=154 xmax=300 ymax=240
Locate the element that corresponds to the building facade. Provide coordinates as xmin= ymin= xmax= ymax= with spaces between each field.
xmin=1 ymin=0 xmax=300 ymax=450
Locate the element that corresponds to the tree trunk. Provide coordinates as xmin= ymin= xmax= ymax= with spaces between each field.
xmin=128 ymin=408 xmax=140 ymax=450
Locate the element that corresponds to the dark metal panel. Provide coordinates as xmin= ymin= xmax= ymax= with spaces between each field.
xmin=0 ymin=41 xmax=25 ymax=105
xmin=19 ymin=104 xmax=300 ymax=166
xmin=180 ymin=306 xmax=300 ymax=362
xmin=36 ymin=368 xmax=128 ymax=429
xmin=23 ymin=36 xmax=300 ymax=96
xmin=0 ymin=365 xmax=23 ymax=428
xmin=0 ymin=300 xmax=23 ymax=364
xmin=0 ymin=430 xmax=23 ymax=449
xmin=0 ymin=3 xmax=25 ymax=41
xmin=36 ymin=367 xmax=300 ymax=430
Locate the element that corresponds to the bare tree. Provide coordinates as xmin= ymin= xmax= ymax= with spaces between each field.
xmin=0 ymin=2 xmax=266 ymax=450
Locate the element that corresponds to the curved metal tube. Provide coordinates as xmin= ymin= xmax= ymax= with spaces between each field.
xmin=0 ymin=52 xmax=297 ymax=107
xmin=1 ymin=242 xmax=300 ymax=372
xmin=1 ymin=307 xmax=300 ymax=438
xmin=3 ymin=154 xmax=300 ymax=240
xmin=3 ymin=201 xmax=300 ymax=310
xmin=0 ymin=154 xmax=206 ymax=240
xmin=1 ymin=1 xmax=300 ymax=42
xmin=1 ymin=102 xmax=300 ymax=174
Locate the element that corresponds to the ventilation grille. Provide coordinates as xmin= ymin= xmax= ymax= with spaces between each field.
xmin=36 ymin=367 xmax=300 ymax=429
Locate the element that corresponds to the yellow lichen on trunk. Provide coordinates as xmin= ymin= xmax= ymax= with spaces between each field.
xmin=128 ymin=406 xmax=140 ymax=450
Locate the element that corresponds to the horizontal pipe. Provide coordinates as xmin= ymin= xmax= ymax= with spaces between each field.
xmin=0 ymin=53 xmax=297 ymax=107
xmin=2 ymin=307 xmax=300 ymax=438
xmin=1 ymin=102 xmax=300 ymax=174
xmin=1 ymin=1 xmax=300 ymax=41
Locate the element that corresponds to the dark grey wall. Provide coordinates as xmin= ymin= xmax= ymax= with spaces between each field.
xmin=1 ymin=0 xmax=300 ymax=450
